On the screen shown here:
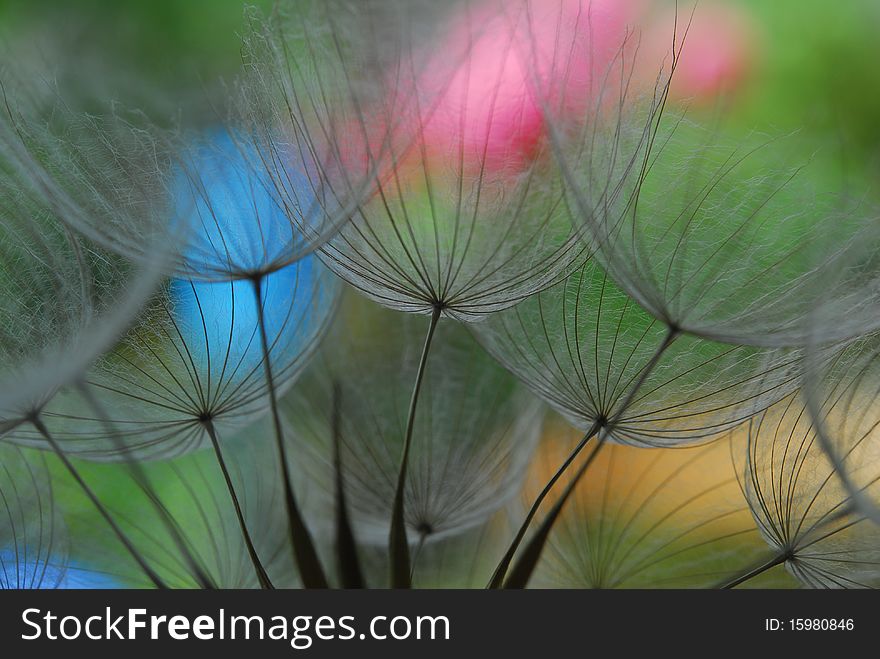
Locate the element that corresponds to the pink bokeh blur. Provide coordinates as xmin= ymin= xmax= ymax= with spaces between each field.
xmin=416 ymin=0 xmax=639 ymax=174
xmin=333 ymin=1 xmax=759 ymax=184
xmin=641 ymin=1 xmax=757 ymax=105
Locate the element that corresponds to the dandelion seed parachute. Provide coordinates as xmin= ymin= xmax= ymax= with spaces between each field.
xmin=11 ymin=130 xmax=339 ymax=460
xmin=801 ymin=331 xmax=880 ymax=530
xmin=316 ymin=0 xmax=654 ymax=320
xmin=320 ymin=155 xmax=583 ymax=319
xmin=283 ymin=292 xmax=542 ymax=546
xmin=732 ymin=392 xmax=880 ymax=588
xmin=229 ymin=0 xmax=448 ymax=272
xmin=313 ymin=0 xmax=666 ymax=587
xmin=474 ymin=256 xmax=805 ymax=587
xmin=168 ymin=129 xmax=326 ymax=281
xmin=56 ymin=422 xmax=296 ymax=588
xmin=0 ymin=111 xmax=165 ymax=436
xmin=527 ymin=417 xmax=796 ymax=588
xmin=473 ymin=259 xmax=800 ymax=448
xmin=2 ymin=1 xmax=419 ymax=276
xmin=552 ymin=115 xmax=880 ymax=348
xmin=169 ymin=129 xmax=333 ymax=383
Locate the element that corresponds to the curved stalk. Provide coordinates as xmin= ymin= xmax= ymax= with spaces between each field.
xmin=251 ymin=276 xmax=328 ymax=588
xmin=487 ymin=422 xmax=600 ymax=588
xmin=76 ymin=382 xmax=215 ymax=589
xmin=409 ymin=527 xmax=432 ymax=584
xmin=503 ymin=435 xmax=607 ymax=588
xmin=490 ymin=327 xmax=679 ymax=588
xmin=719 ymin=552 xmax=789 ymax=589
xmin=203 ymin=418 xmax=274 ymax=589
xmin=30 ymin=413 xmax=168 ymax=589
xmin=389 ymin=304 xmax=442 ymax=588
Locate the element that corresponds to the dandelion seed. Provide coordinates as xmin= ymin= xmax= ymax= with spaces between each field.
xmin=475 ymin=259 xmax=798 ymax=447
xmin=312 ymin=0 xmax=667 ymax=587
xmin=314 ymin=0 xmax=644 ymax=320
xmin=553 ymin=115 xmax=880 ymax=347
xmin=0 ymin=106 xmax=165 ymax=430
xmin=728 ymin=392 xmax=880 ymax=588
xmin=169 ymin=128 xmax=325 ymax=281
xmin=168 ymin=128 xmax=336 ymax=386
xmin=471 ymin=258 xmax=801 ymax=585
xmin=13 ymin=129 xmax=338 ymax=461
xmin=291 ymin=0 xmax=649 ymax=587
xmin=284 ymin=292 xmax=541 ymax=550
xmin=802 ymin=331 xmax=880 ymax=530
xmin=236 ymin=0 xmax=440 ymax=269
xmin=527 ymin=417 xmax=795 ymax=588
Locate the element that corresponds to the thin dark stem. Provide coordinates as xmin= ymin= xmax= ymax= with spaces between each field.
xmin=487 ymin=421 xmax=601 ymax=588
xmin=29 ymin=414 xmax=167 ymax=589
xmin=332 ymin=381 xmax=364 ymax=588
xmin=495 ymin=326 xmax=679 ymax=589
xmin=503 ymin=436 xmax=608 ymax=589
xmin=486 ymin=327 xmax=679 ymax=588
xmin=611 ymin=326 xmax=679 ymax=416
xmin=76 ymin=382 xmax=214 ymax=589
xmin=251 ymin=277 xmax=328 ymax=588
xmin=719 ymin=552 xmax=789 ymax=589
xmin=410 ymin=529 xmax=431 ymax=584
xmin=389 ymin=304 xmax=442 ymax=588
xmin=203 ymin=418 xmax=274 ymax=589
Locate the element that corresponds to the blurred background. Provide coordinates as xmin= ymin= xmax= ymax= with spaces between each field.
xmin=3 ymin=0 xmax=878 ymax=169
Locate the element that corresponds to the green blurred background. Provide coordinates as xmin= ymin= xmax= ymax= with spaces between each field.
xmin=1 ymin=0 xmax=878 ymax=154
xmin=0 ymin=0 xmax=271 ymax=81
